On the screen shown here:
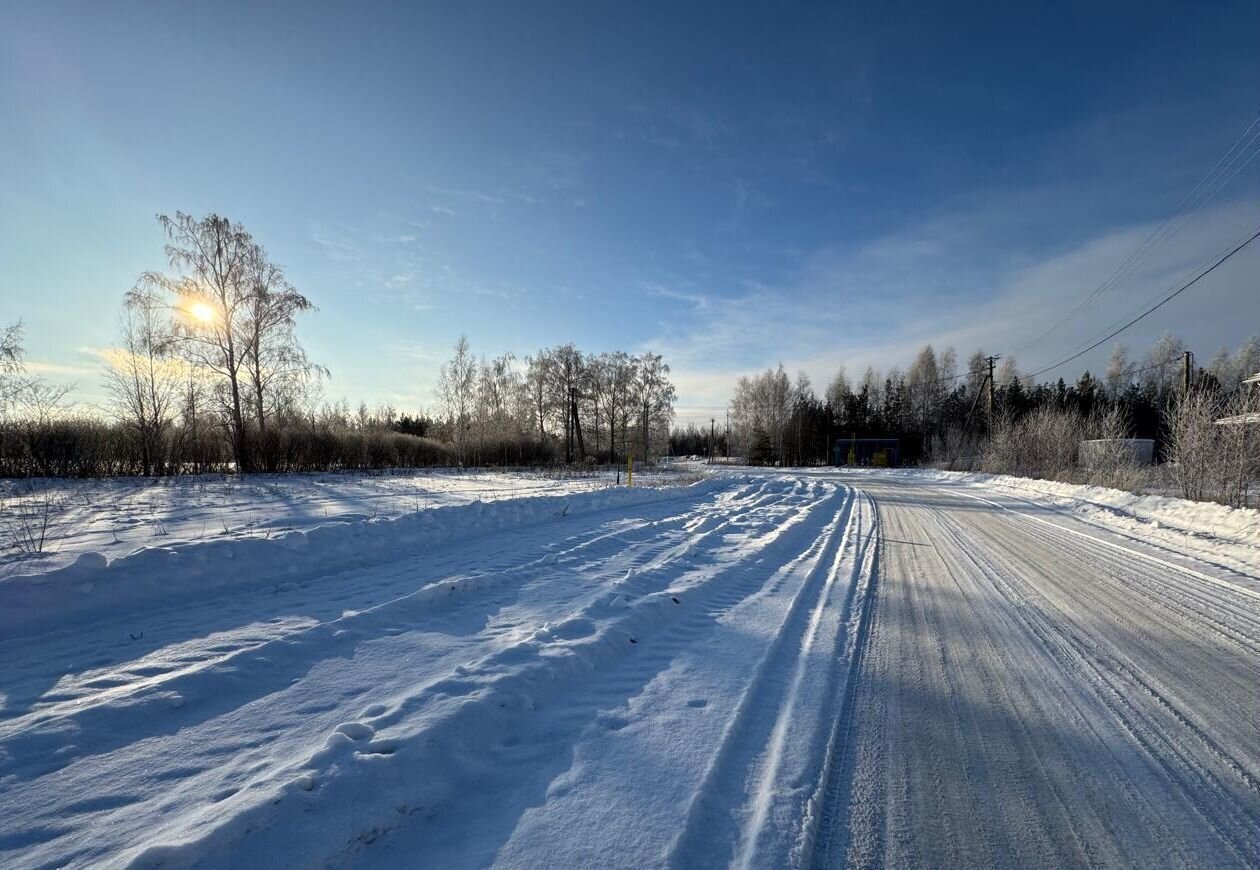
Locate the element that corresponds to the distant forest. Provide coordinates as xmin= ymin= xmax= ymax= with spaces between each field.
xmin=673 ymin=334 xmax=1258 ymax=467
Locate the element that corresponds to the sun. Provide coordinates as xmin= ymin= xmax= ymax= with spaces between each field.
xmin=189 ymin=301 xmax=216 ymax=324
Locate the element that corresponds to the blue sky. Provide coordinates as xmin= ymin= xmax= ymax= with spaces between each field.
xmin=2 ymin=1 xmax=1257 ymax=423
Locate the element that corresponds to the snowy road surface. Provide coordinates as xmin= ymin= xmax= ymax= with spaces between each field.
xmin=812 ymin=475 xmax=1260 ymax=869
xmin=1 ymin=472 xmax=1257 ymax=868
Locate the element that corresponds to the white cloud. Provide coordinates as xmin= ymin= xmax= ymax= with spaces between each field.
xmin=651 ymin=196 xmax=1260 ymax=415
xmin=646 ymin=284 xmax=709 ymax=309
xmin=22 ymin=359 xmax=98 ymax=377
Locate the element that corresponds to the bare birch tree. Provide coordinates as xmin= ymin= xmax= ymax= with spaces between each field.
xmin=241 ymin=245 xmax=322 ymax=441
xmin=139 ymin=212 xmax=256 ymax=471
xmin=436 ymin=335 xmax=477 ymax=465
xmin=106 ymin=289 xmax=182 ymax=475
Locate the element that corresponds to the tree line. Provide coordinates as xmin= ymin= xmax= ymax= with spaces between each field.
xmin=0 ymin=213 xmax=678 ymax=478
xmin=719 ymin=334 xmax=1260 ymax=506
xmin=432 ymin=336 xmax=677 ymax=468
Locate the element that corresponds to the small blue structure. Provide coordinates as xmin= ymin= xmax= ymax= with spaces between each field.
xmin=834 ymin=437 xmax=900 ymax=467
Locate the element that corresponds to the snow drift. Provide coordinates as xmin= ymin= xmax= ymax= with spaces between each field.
xmin=0 ymin=478 xmax=726 ymax=641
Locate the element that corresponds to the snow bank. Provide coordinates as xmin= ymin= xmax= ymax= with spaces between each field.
xmin=0 ymin=478 xmax=727 ymax=641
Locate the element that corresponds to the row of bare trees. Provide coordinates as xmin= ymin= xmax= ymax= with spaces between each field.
xmin=434 ymin=337 xmax=677 ymax=466
xmin=3 ymin=213 xmax=680 ymax=478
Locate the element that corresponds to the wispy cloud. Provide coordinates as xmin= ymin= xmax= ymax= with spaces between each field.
xmin=651 ymin=195 xmax=1260 ymax=413
xmin=646 ymin=284 xmax=710 ymax=309
xmin=23 ymin=359 xmax=98 ymax=377
xmin=309 ymin=223 xmax=365 ymax=262
xmin=386 ymin=342 xmax=441 ymax=364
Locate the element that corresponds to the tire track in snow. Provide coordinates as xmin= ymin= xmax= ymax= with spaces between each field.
xmin=663 ymin=489 xmax=878 ymax=870
xmin=117 ymin=478 xmax=848 ymax=869
xmin=0 ymin=480 xmax=783 ymax=783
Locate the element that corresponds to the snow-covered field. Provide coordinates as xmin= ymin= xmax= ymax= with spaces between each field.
xmin=1 ymin=468 xmax=1257 ymax=868
xmin=0 ymin=468 xmax=694 ymax=577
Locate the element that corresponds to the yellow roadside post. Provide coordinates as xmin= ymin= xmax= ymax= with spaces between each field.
xmin=627 ymin=454 xmax=633 ymax=486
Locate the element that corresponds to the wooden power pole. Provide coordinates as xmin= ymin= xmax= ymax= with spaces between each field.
xmin=986 ymin=355 xmax=1000 ymax=428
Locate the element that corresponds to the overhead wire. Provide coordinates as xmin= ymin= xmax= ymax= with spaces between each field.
xmin=1021 ymin=227 xmax=1260 ymax=382
xmin=1011 ymin=114 xmax=1260 ymax=355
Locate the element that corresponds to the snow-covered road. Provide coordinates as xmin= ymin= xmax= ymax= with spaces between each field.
xmin=813 ymin=474 xmax=1260 ymax=869
xmin=1 ymin=471 xmax=1257 ymax=868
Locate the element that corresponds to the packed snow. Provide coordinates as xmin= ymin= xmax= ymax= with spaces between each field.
xmin=0 ymin=468 xmax=1257 ymax=868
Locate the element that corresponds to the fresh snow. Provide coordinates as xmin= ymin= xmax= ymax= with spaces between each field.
xmin=0 ymin=469 xmax=639 ymax=577
xmin=1 ymin=469 xmax=1257 ymax=868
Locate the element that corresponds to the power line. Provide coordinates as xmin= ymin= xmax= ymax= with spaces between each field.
xmin=1096 ymin=354 xmax=1184 ymax=384
xmin=1023 ymin=226 xmax=1260 ymax=381
xmin=1012 ymin=114 xmax=1260 ymax=356
xmin=1065 ymin=228 xmax=1252 ymax=353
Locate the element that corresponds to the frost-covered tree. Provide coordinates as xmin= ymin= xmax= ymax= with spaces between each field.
xmin=593 ymin=351 xmax=636 ymax=462
xmin=965 ymin=350 xmax=987 ymax=401
xmin=634 ymin=352 xmax=676 ymax=461
xmin=524 ymin=351 xmax=554 ymax=445
xmin=995 ymin=356 xmax=1020 ymax=387
xmin=1105 ymin=343 xmax=1135 ymax=396
xmin=1 ymin=321 xmax=25 ymax=417
xmin=1142 ymin=332 xmax=1186 ymax=394
xmin=825 ymin=366 xmax=851 ymax=411
xmin=436 ymin=335 xmax=477 ymax=465
xmin=907 ymin=344 xmax=941 ymax=430
xmin=729 ymin=364 xmax=793 ymax=463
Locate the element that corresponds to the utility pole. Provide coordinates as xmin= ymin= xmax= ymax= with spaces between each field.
xmin=725 ymin=410 xmax=730 ymax=459
xmin=982 ymin=353 xmax=1002 ymax=436
xmin=985 ymin=355 xmax=1000 ymax=430
xmin=1183 ymin=350 xmax=1194 ymax=394
xmin=709 ymin=418 xmax=715 ymax=465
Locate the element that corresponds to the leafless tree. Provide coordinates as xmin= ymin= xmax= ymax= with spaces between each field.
xmin=473 ymin=352 xmax=521 ymax=463
xmin=825 ymin=366 xmax=851 ymax=411
xmin=1 ymin=321 xmax=26 ymax=416
xmin=1215 ymin=389 xmax=1259 ymax=508
xmin=1165 ymin=388 xmax=1217 ymax=502
xmin=139 ymin=212 xmax=257 ymax=471
xmin=106 ymin=289 xmax=182 ymax=475
xmin=1105 ymin=343 xmax=1136 ymax=396
xmin=436 ymin=335 xmax=477 ymax=465
xmin=907 ymin=344 xmax=942 ymax=431
xmin=593 ymin=351 xmax=636 ymax=463
xmin=524 ymin=352 xmax=553 ymax=446
xmin=635 ymin=352 xmax=676 ymax=462
xmin=729 ymin=364 xmax=793 ymax=463
xmin=241 ymin=245 xmax=323 ymax=438
xmin=548 ymin=344 xmax=587 ymax=462
xmin=1083 ymin=405 xmax=1146 ymax=490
